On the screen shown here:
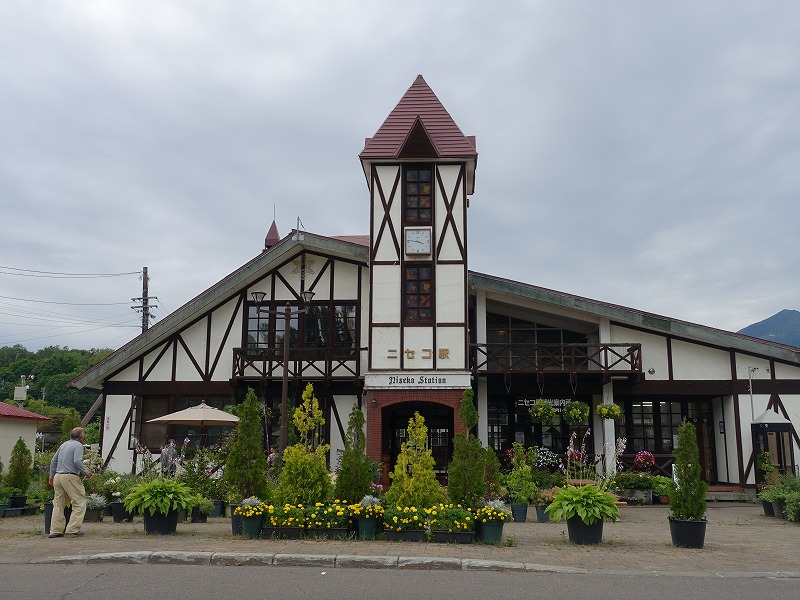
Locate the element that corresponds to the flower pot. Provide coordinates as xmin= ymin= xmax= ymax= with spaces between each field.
xmin=357 ymin=517 xmax=378 ymax=540
xmin=190 ymin=507 xmax=208 ymax=523
xmin=110 ymin=501 xmax=134 ymax=523
xmin=306 ymin=527 xmax=349 ymax=539
xmin=84 ymin=507 xmax=104 ymax=522
xmin=3 ymin=507 xmax=24 ymax=517
xmin=762 ymin=500 xmax=775 ymax=517
xmin=478 ymin=521 xmax=504 ymax=544
xmin=262 ymin=526 xmax=304 ymax=539
xmin=177 ymin=509 xmax=188 ymax=522
xmin=510 ymin=503 xmax=528 ymax=523
xmin=384 ymin=530 xmax=426 ymax=542
xmin=10 ymin=495 xmax=27 ymax=509
xmin=229 ymin=504 xmax=241 ymax=535
xmin=240 ymin=515 xmax=263 ymax=539
xmin=22 ymin=505 xmax=39 ymax=515
xmin=668 ymin=516 xmax=707 ymax=549
xmin=534 ymin=505 xmax=550 ymax=523
xmin=43 ymin=502 xmax=71 ymax=533
xmin=566 ymin=516 xmax=604 ymax=545
xmin=210 ymin=500 xmax=225 ymax=518
xmin=143 ymin=510 xmax=179 ymax=535
xmin=659 ymin=495 xmax=670 ymax=505
xmin=0 ymin=503 xmax=8 ymax=518
xmin=771 ymin=501 xmax=783 ymax=519
xmin=431 ymin=531 xmax=473 ymax=544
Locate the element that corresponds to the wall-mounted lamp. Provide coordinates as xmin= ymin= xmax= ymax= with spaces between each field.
xmin=251 ymin=291 xmax=267 ymax=303
xmin=300 ymin=290 xmax=315 ymax=305
xmin=647 ymin=368 xmax=656 ymax=375
xmin=371 ymin=398 xmax=377 ymax=406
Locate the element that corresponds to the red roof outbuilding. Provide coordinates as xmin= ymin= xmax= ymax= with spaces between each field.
xmin=0 ymin=401 xmax=50 ymax=422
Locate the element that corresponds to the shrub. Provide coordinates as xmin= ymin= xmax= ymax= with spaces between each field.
xmin=384 ymin=412 xmax=445 ymax=509
xmin=483 ymin=448 xmax=503 ymax=499
xmin=6 ymin=437 xmax=33 ymax=494
xmin=652 ymin=475 xmax=673 ymax=497
xmin=426 ymin=503 xmax=475 ymax=532
xmin=504 ymin=464 xmax=538 ymax=504
xmin=334 ymin=404 xmax=373 ymax=503
xmin=276 ymin=444 xmax=331 ymax=505
xmin=446 ymin=389 xmax=485 ymax=507
xmin=613 ymin=471 xmax=654 ymax=491
xmin=669 ymin=421 xmax=708 ymax=521
xmin=224 ymin=388 xmax=270 ymax=500
xmin=124 ymin=478 xmax=196 ymax=516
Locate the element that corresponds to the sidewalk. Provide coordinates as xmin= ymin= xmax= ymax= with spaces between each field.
xmin=1 ymin=503 xmax=797 ymax=576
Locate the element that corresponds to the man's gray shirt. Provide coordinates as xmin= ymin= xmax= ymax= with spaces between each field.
xmin=50 ymin=439 xmax=88 ymax=478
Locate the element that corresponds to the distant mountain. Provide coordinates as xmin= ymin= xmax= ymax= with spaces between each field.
xmin=738 ymin=309 xmax=800 ymax=349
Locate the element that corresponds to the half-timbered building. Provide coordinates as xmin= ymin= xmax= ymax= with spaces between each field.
xmin=70 ymin=75 xmax=800 ymax=490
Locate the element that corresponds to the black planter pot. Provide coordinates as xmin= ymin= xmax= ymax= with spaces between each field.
xmin=261 ymin=526 xmax=304 ymax=539
xmin=43 ymin=502 xmax=72 ymax=533
xmin=668 ymin=516 xmax=707 ymax=549
xmin=143 ymin=510 xmax=179 ymax=535
xmin=431 ymin=531 xmax=474 ymax=544
xmin=510 ymin=503 xmax=528 ymax=523
xmin=566 ymin=516 xmax=604 ymax=545
xmin=384 ymin=530 xmax=426 ymax=542
xmin=10 ymin=495 xmax=27 ymax=509
xmin=210 ymin=500 xmax=225 ymax=518
xmin=762 ymin=500 xmax=775 ymax=517
xmin=110 ymin=501 xmax=134 ymax=523
xmin=190 ymin=507 xmax=208 ymax=523
xmin=229 ymin=504 xmax=242 ymax=535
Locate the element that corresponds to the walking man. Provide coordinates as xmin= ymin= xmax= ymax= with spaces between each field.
xmin=48 ymin=427 xmax=93 ymax=538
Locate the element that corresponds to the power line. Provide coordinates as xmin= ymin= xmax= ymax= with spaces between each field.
xmin=0 ymin=294 xmax=131 ymax=306
xmin=0 ymin=265 xmax=141 ymax=277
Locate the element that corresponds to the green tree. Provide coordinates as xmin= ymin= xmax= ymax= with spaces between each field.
xmin=60 ymin=408 xmax=82 ymax=441
xmin=384 ymin=412 xmax=445 ymax=508
xmin=7 ymin=437 xmax=33 ymax=493
xmin=223 ymin=388 xmax=270 ymax=500
xmin=484 ymin=447 xmax=503 ymax=499
xmin=669 ymin=420 xmax=708 ymax=521
xmin=293 ymin=383 xmax=324 ymax=447
xmin=333 ymin=404 xmax=373 ymax=503
xmin=447 ymin=389 xmax=485 ymax=507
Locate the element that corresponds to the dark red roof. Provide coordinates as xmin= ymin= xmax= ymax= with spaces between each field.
xmin=264 ymin=220 xmax=280 ymax=250
xmin=0 ymin=402 xmax=50 ymax=422
xmin=360 ymin=75 xmax=477 ymax=160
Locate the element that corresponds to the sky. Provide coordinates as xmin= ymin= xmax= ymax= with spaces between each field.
xmin=1 ymin=1 xmax=799 ymax=353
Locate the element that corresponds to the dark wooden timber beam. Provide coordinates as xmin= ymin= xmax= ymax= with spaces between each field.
xmin=614 ymin=379 xmax=800 ymax=396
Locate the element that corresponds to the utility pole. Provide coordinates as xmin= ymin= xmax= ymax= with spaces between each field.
xmin=132 ymin=266 xmax=158 ymax=332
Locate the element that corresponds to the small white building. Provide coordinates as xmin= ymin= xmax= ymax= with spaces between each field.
xmin=0 ymin=402 xmax=49 ymax=474
xmin=70 ymin=76 xmax=800 ymax=490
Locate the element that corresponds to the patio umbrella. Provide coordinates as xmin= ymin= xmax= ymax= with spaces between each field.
xmin=146 ymin=400 xmax=239 ymax=427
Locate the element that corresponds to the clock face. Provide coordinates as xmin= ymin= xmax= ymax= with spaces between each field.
xmin=405 ymin=228 xmax=431 ymax=255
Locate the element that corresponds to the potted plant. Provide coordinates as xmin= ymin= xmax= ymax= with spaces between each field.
xmin=383 ymin=505 xmax=427 ymax=542
xmin=529 ymin=399 xmax=556 ymax=424
xmin=545 ymin=484 xmax=620 ymax=545
xmin=595 ymin=403 xmax=622 ymax=421
xmin=350 ymin=495 xmax=384 ymax=540
xmin=426 ymin=503 xmax=475 ymax=544
xmin=532 ymin=487 xmax=558 ymax=523
xmin=652 ymin=475 xmax=673 ymax=504
xmin=563 ymin=401 xmax=590 ymax=426
xmin=234 ymin=496 xmax=266 ymax=538
xmin=504 ymin=463 xmax=538 ymax=522
xmin=474 ymin=501 xmax=511 ymax=544
xmin=633 ymin=450 xmax=656 ymax=471
xmin=262 ymin=503 xmax=306 ymax=539
xmin=0 ymin=490 xmax=10 ymax=518
xmin=305 ymin=500 xmax=351 ymax=539
xmin=756 ymin=452 xmax=779 ymax=516
xmin=84 ymin=493 xmax=107 ymax=522
xmin=6 ymin=437 xmax=32 ymax=508
xmin=668 ymin=421 xmax=709 ymax=548
xmin=612 ymin=471 xmax=654 ymax=505
xmin=191 ymin=496 xmax=214 ymax=523
xmin=123 ymin=478 xmax=196 ymax=535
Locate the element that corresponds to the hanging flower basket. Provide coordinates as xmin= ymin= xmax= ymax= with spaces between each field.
xmin=595 ymin=403 xmax=622 ymax=421
xmin=563 ymin=401 xmax=590 ymax=425
xmin=529 ymin=399 xmax=556 ymax=424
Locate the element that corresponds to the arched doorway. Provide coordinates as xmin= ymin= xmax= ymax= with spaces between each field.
xmin=381 ymin=402 xmax=454 ymax=486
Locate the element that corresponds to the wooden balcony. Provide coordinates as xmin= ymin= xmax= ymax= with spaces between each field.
xmin=232 ymin=346 xmax=360 ymax=381
xmin=470 ymin=343 xmax=642 ymax=379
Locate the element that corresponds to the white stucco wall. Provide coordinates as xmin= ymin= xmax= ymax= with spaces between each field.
xmin=671 ymin=340 xmax=731 ymax=379
xmin=610 ymin=326 xmax=669 ymax=379
xmin=101 ymin=394 xmax=134 ymax=474
xmin=0 ymin=419 xmax=38 ymax=475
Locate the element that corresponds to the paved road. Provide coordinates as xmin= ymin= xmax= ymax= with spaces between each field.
xmin=1 ymin=503 xmax=797 ymax=576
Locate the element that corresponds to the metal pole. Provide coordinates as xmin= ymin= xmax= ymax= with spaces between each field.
xmin=748 ymin=366 xmax=757 ymax=421
xmin=279 ymin=303 xmax=291 ymax=456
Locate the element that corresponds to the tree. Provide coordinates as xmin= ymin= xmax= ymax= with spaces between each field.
xmin=223 ymin=388 xmax=269 ymax=500
xmin=384 ymin=412 xmax=445 ymax=508
xmin=276 ymin=383 xmax=331 ymax=505
xmin=334 ymin=404 xmax=373 ymax=503
xmin=669 ymin=420 xmax=708 ymax=521
xmin=447 ymin=389 xmax=485 ymax=507
xmin=60 ymin=408 xmax=82 ymax=441
xmin=7 ymin=437 xmax=33 ymax=493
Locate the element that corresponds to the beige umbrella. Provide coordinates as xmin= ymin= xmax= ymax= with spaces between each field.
xmin=147 ymin=400 xmax=239 ymax=427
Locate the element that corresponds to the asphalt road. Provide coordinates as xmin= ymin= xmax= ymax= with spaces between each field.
xmin=2 ymin=565 xmax=797 ymax=600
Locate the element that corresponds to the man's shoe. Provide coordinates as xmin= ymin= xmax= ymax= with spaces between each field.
xmin=68 ymin=531 xmax=84 ymax=537
xmin=48 ymin=533 xmax=64 ymax=538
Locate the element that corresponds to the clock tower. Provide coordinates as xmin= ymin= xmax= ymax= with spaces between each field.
xmin=359 ymin=76 xmax=478 ymax=473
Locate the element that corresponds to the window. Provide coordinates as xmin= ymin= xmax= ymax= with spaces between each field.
xmin=629 ymin=401 xmax=655 ymax=452
xmin=659 ymin=401 xmax=683 ymax=452
xmin=404 ymin=265 xmax=432 ymax=322
xmin=488 ymin=400 xmax=509 ymax=451
xmin=404 ymin=166 xmax=432 ymax=225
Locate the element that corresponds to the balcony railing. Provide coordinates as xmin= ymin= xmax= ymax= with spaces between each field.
xmin=470 ymin=343 xmax=642 ymax=377
xmin=232 ymin=346 xmax=359 ymax=381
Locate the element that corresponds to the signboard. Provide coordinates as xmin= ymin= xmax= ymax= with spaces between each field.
xmin=516 ymin=398 xmax=569 ymax=412
xmin=365 ymin=372 xmax=471 ymax=390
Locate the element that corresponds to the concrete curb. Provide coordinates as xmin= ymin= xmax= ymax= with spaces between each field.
xmin=21 ymin=551 xmax=800 ymax=577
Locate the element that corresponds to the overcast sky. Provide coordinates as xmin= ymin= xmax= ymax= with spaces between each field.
xmin=1 ymin=1 xmax=798 ymax=353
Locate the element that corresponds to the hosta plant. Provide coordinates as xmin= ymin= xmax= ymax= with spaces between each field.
xmin=124 ymin=478 xmax=196 ymax=516
xmin=545 ymin=484 xmax=620 ymax=525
